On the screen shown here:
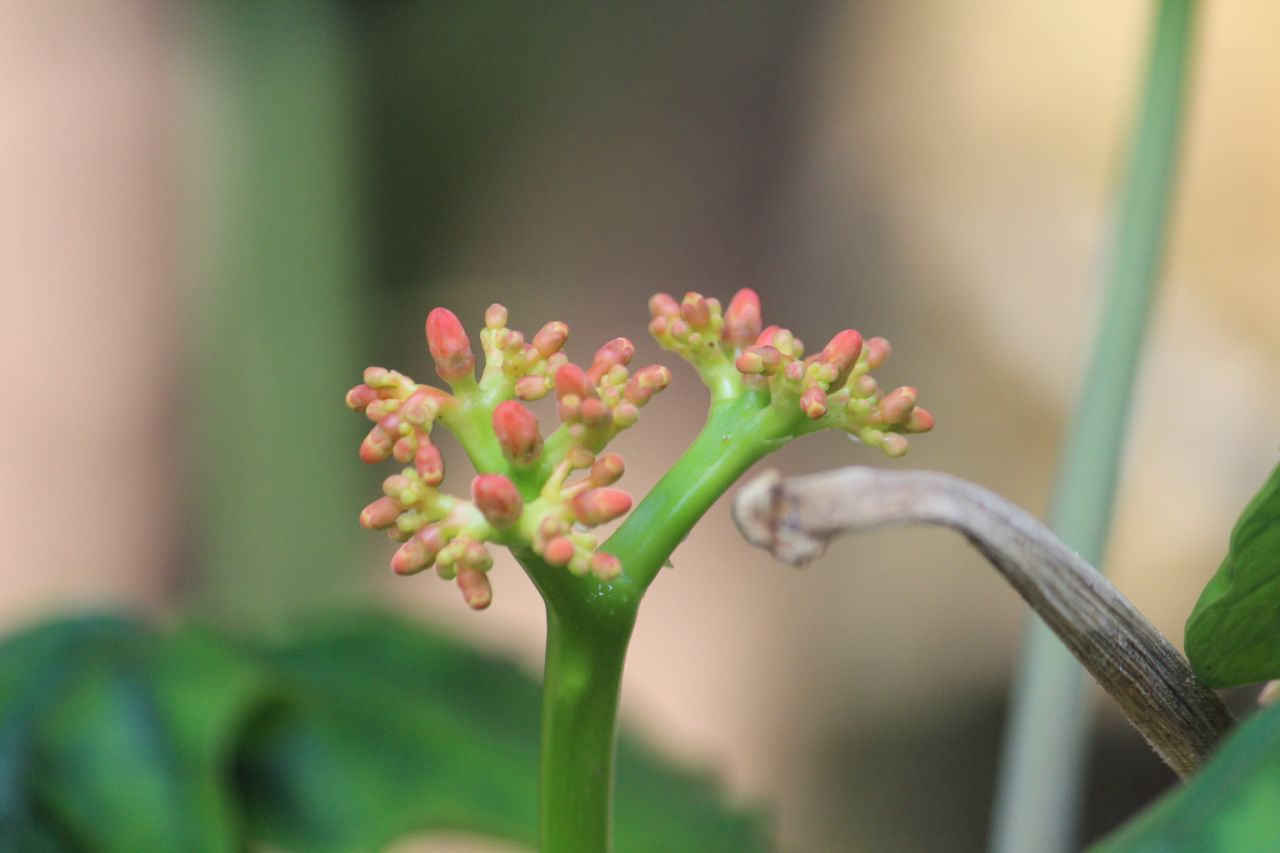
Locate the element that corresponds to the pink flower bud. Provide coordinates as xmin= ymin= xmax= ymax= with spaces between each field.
xmin=623 ymin=365 xmax=671 ymax=405
xmin=800 ymin=386 xmax=828 ymax=419
xmin=578 ymin=397 xmax=612 ymax=429
xmin=554 ymin=364 xmax=592 ymax=401
xmin=345 ymin=384 xmax=378 ymax=411
xmin=572 ymin=488 xmax=632 ymax=526
xmin=906 ymin=406 xmax=935 ymax=433
xmin=882 ymin=433 xmax=909 ymax=458
xmin=359 ymin=496 xmax=402 ymax=530
xmin=460 ymin=540 xmax=494 ymax=572
xmin=392 ymin=436 xmax=416 ymax=463
xmin=649 ymin=292 xmax=680 ymax=318
xmin=819 ymin=329 xmax=863 ymax=386
xmin=425 ymin=307 xmax=475 ymax=382
xmin=359 ymin=425 xmax=395 ymax=463
xmin=567 ymin=446 xmax=596 ymax=469
xmin=879 ymin=386 xmax=917 ymax=424
xmin=391 ymin=526 xmax=445 ymax=575
xmin=736 ymin=345 xmax=782 ymax=376
xmin=864 ymin=336 xmax=891 ymax=369
xmin=472 ymin=474 xmax=524 ymax=528
xmin=456 ymin=568 xmax=493 ymax=610
xmin=485 ymin=303 xmax=509 ymax=329
xmin=543 ymin=536 xmax=576 ymax=566
xmin=515 ymin=375 xmax=550 ymax=401
xmin=415 ymin=443 xmax=445 ymax=484
xmin=590 ymin=551 xmax=622 ymax=580
xmin=591 ymin=453 xmax=626 ymax=486
xmin=533 ymin=321 xmax=570 ymax=358
xmin=587 ymin=338 xmax=636 ymax=384
xmin=680 ymin=292 xmax=712 ymax=328
xmin=492 ymin=400 xmax=543 ymax=464
xmin=723 ymin=289 xmax=763 ymax=346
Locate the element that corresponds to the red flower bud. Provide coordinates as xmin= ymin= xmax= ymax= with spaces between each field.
xmin=864 ymin=336 xmax=891 ymax=369
xmin=554 ymin=363 xmax=592 ymax=401
xmin=345 ymin=384 xmax=378 ymax=411
xmin=359 ymin=425 xmax=394 ymax=464
xmin=878 ymin=386 xmax=917 ymax=424
xmin=492 ymin=400 xmax=543 ymax=464
xmin=587 ymin=337 xmax=635 ymax=384
xmin=415 ymin=443 xmax=445 ymax=484
xmin=533 ymin=321 xmax=570 ymax=358
xmin=391 ymin=525 xmax=445 ymax=575
xmin=425 ymin=307 xmax=475 ymax=383
xmin=591 ymin=453 xmax=626 ymax=486
xmin=819 ymin=329 xmax=863 ymax=386
xmin=472 ymin=474 xmax=524 ymax=528
xmin=649 ymin=292 xmax=680 ymax=318
xmin=572 ymin=488 xmax=632 ymax=526
xmin=456 ymin=568 xmax=493 ymax=610
xmin=578 ymin=397 xmax=611 ymax=429
xmin=543 ymin=536 xmax=575 ymax=566
xmin=623 ymin=365 xmax=670 ymax=405
xmin=800 ymin=386 xmax=828 ymax=419
xmin=359 ymin=496 xmax=401 ymax=530
xmin=680 ymin=292 xmax=712 ymax=328
xmin=590 ymin=551 xmax=622 ymax=580
xmin=906 ymin=406 xmax=935 ymax=433
xmin=723 ymin=288 xmax=763 ymax=346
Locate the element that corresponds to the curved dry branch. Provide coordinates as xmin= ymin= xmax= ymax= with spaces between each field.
xmin=732 ymin=466 xmax=1234 ymax=778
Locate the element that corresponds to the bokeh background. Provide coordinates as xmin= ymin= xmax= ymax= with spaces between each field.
xmin=3 ymin=2 xmax=1278 ymax=850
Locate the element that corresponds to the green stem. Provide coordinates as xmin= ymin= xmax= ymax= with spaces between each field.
xmin=524 ymin=391 xmax=783 ymax=851
xmin=608 ymin=394 xmax=783 ymax=591
xmin=537 ymin=599 xmax=636 ymax=853
xmin=991 ymin=2 xmax=1198 ymax=851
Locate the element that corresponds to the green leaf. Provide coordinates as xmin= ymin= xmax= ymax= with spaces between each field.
xmin=237 ymin=612 xmax=768 ymax=852
xmin=1186 ymin=462 xmax=1280 ymax=687
xmin=1089 ymin=699 xmax=1280 ymax=852
xmin=0 ymin=616 xmax=268 ymax=852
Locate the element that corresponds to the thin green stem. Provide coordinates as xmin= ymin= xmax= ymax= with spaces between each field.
xmin=991 ymin=2 xmax=1198 ymax=851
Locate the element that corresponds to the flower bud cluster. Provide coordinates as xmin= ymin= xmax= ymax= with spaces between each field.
xmin=349 ymin=304 xmax=670 ymax=609
xmin=651 ymin=288 xmax=934 ymax=457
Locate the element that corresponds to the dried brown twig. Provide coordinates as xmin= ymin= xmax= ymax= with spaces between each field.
xmin=732 ymin=466 xmax=1234 ymax=778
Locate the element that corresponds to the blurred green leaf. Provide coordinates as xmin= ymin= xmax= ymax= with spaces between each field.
xmin=1185 ymin=463 xmax=1280 ymax=687
xmin=1089 ymin=699 xmax=1280 ymax=852
xmin=31 ymin=623 xmax=266 ymax=852
xmin=237 ymin=612 xmax=769 ymax=852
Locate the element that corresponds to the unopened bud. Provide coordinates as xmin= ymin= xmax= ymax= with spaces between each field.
xmin=543 ymin=536 xmax=575 ymax=566
xmin=360 ymin=496 xmax=402 ymax=530
xmin=906 ymin=406 xmax=935 ymax=433
xmin=567 ymin=446 xmax=596 ymax=469
xmin=391 ymin=526 xmax=445 ymax=575
xmin=879 ymin=386 xmax=918 ymax=424
xmin=415 ymin=444 xmax=445 ymax=484
xmin=572 ymin=488 xmax=632 ymax=526
xmin=359 ymin=425 xmax=394 ymax=464
xmin=425 ymin=308 xmax=475 ymax=382
xmin=680 ymin=292 xmax=712 ymax=328
xmin=588 ymin=338 xmax=636 ymax=384
xmin=578 ymin=397 xmax=611 ymax=429
xmin=591 ymin=453 xmax=626 ymax=486
xmin=346 ymin=384 xmax=378 ymax=411
xmin=472 ymin=474 xmax=524 ymax=528
xmin=457 ymin=568 xmax=493 ymax=610
xmin=533 ymin=321 xmax=570 ymax=357
xmin=864 ymin=336 xmax=891 ymax=369
xmin=554 ymin=364 xmax=592 ymax=401
xmin=736 ymin=345 xmax=781 ymax=376
xmin=819 ymin=329 xmax=863 ymax=386
xmin=882 ymin=433 xmax=909 ymax=458
xmin=623 ymin=365 xmax=671 ymax=405
xmin=493 ymin=400 xmax=543 ymax=464
xmin=649 ymin=292 xmax=680 ymax=318
xmin=485 ymin=303 xmax=508 ymax=329
xmin=800 ymin=386 xmax=828 ymax=419
xmin=515 ymin=375 xmax=551 ymax=401
xmin=723 ymin=288 xmax=763 ymax=346
xmin=590 ymin=551 xmax=622 ymax=580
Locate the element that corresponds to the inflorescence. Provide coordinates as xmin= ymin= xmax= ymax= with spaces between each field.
xmin=348 ymin=290 xmax=932 ymax=610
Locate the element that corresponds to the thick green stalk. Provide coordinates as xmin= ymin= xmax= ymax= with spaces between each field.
xmin=991 ymin=2 xmax=1198 ymax=851
xmin=523 ymin=393 xmax=783 ymax=851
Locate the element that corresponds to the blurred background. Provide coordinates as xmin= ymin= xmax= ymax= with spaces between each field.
xmin=3 ymin=1 xmax=1278 ymax=850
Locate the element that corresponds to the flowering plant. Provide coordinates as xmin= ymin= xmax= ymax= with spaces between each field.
xmin=347 ymin=289 xmax=932 ymax=850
